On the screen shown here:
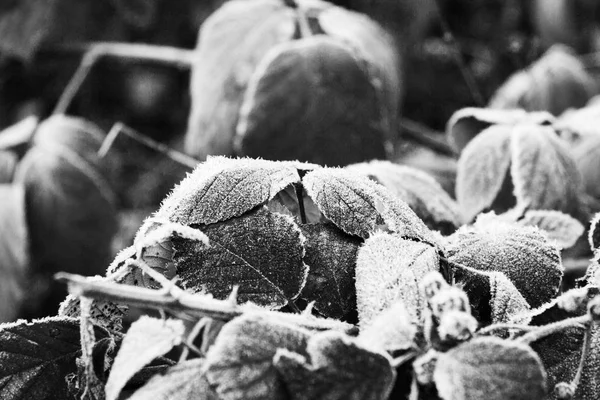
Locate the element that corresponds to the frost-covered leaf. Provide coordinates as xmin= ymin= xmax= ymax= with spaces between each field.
xmin=517 ymin=209 xmax=584 ymax=249
xmin=590 ymin=212 xmax=600 ymax=250
xmin=128 ymin=358 xmax=219 ymax=400
xmin=235 ymin=35 xmax=389 ymax=165
xmin=172 ymin=206 xmax=308 ymax=309
xmin=489 ymin=44 xmax=596 ymax=116
xmin=204 ymin=313 xmax=311 ymax=400
xmin=510 ymin=124 xmax=583 ymax=216
xmin=346 ymin=161 xmax=461 ymax=234
xmin=155 ymin=156 xmax=302 ymax=225
xmin=356 ymin=232 xmax=439 ymax=324
xmin=433 ymin=337 xmax=547 ymax=400
xmin=105 ymin=316 xmax=185 ymax=400
xmin=185 ymin=0 xmax=297 ymax=158
xmin=0 ymin=185 xmax=28 ymax=323
xmin=0 ymin=316 xmax=110 ymax=400
xmin=58 ymin=295 xmax=127 ymax=333
xmin=455 ymin=125 xmax=513 ymax=222
xmin=358 ymin=301 xmax=417 ymax=354
xmin=14 ymin=116 xmax=117 ymax=276
xmin=303 ymin=167 xmax=436 ymax=244
xmin=446 ymin=107 xmax=553 ymax=152
xmin=300 ymin=223 xmax=361 ymax=319
xmin=447 ymin=219 xmax=562 ymax=308
xmin=274 ymin=331 xmax=395 ymax=400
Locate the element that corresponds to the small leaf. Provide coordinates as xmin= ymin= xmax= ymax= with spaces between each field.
xmin=455 ymin=125 xmax=513 ymax=222
xmin=172 ymin=206 xmax=308 ymax=309
xmin=300 ymin=223 xmax=361 ymax=319
xmin=128 ymin=358 xmax=219 ymax=400
xmin=517 ymin=210 xmax=585 ymax=249
xmin=356 ymin=232 xmax=439 ymax=325
xmin=433 ymin=337 xmax=548 ymax=400
xmin=105 ymin=316 xmax=185 ymax=400
xmin=58 ymin=294 xmax=127 ymax=333
xmin=274 ymin=331 xmax=395 ymax=400
xmin=358 ymin=301 xmax=417 ymax=354
xmin=0 ymin=316 xmax=110 ymax=400
xmin=204 ymin=313 xmax=311 ymax=400
xmin=155 ymin=156 xmax=302 ymax=225
xmin=447 ymin=219 xmax=562 ymax=308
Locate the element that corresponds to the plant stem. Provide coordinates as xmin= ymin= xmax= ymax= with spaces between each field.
xmin=398 ymin=118 xmax=457 ymax=158
xmin=570 ymin=322 xmax=593 ymax=393
xmin=476 ymin=323 xmax=537 ymax=336
xmin=55 ymin=272 xmax=356 ymax=334
xmin=294 ymin=183 xmax=307 ymax=224
xmin=516 ymin=315 xmax=590 ymax=344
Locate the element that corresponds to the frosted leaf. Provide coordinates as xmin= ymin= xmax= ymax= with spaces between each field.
xmin=300 ymin=223 xmax=361 ymax=319
xmin=446 ymin=107 xmax=553 ymax=152
xmin=356 ymin=232 xmax=439 ymax=325
xmin=172 ymin=206 xmax=308 ymax=309
xmin=155 ymin=156 xmax=301 ymax=225
xmin=489 ymin=44 xmax=596 ymax=116
xmin=447 ymin=220 xmax=562 ymax=308
xmin=303 ymin=167 xmax=436 ymax=244
xmin=58 ymin=294 xmax=126 ymax=333
xmin=236 ymin=35 xmax=389 ymax=165
xmin=105 ymin=316 xmax=185 ymax=400
xmin=346 ymin=161 xmax=462 ymax=234
xmin=267 ymin=184 xmax=323 ymax=223
xmin=433 ymin=337 xmax=547 ymax=400
xmin=358 ymin=301 xmax=417 ymax=354
xmin=590 ymin=213 xmax=600 ymax=250
xmin=128 ymin=359 xmax=219 ymax=400
xmin=510 ymin=124 xmax=583 ymax=216
xmin=516 ymin=210 xmax=584 ymax=249
xmin=455 ymin=125 xmax=513 ymax=222
xmin=274 ymin=331 xmax=395 ymax=400
xmin=204 ymin=313 xmax=311 ymax=400
xmin=184 ymin=0 xmax=296 ymax=158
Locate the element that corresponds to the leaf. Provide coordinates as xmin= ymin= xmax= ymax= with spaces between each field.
xmin=58 ymin=294 xmax=127 ymax=333
xmin=185 ymin=0 xmax=296 ymax=158
xmin=455 ymin=125 xmax=513 ymax=222
xmin=274 ymin=331 xmax=395 ymax=400
xmin=0 ymin=316 xmax=110 ymax=400
xmin=155 ymin=156 xmax=302 ymax=225
xmin=589 ymin=212 xmax=600 ymax=251
xmin=510 ymin=123 xmax=583 ymax=217
xmin=13 ymin=116 xmax=118 ymax=276
xmin=105 ymin=316 xmax=185 ymax=400
xmin=358 ymin=301 xmax=417 ymax=354
xmin=0 ymin=116 xmax=38 ymax=152
xmin=128 ymin=358 xmax=219 ymax=400
xmin=356 ymin=232 xmax=439 ymax=325
xmin=172 ymin=206 xmax=308 ymax=309
xmin=0 ymin=185 xmax=29 ymax=323
xmin=300 ymin=223 xmax=361 ymax=319
xmin=447 ymin=218 xmax=563 ymax=308
xmin=346 ymin=161 xmax=462 ymax=234
xmin=303 ymin=167 xmax=436 ymax=244
xmin=488 ymin=44 xmax=596 ymax=116
xmin=204 ymin=313 xmax=311 ymax=400
xmin=235 ymin=34 xmax=389 ymax=165
xmin=433 ymin=337 xmax=548 ymax=400
xmin=517 ymin=210 xmax=585 ymax=249
xmin=446 ymin=107 xmax=553 ymax=152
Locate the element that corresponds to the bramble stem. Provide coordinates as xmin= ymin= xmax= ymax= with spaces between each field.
xmin=476 ymin=323 xmax=537 ymax=336
xmin=515 ymin=315 xmax=589 ymax=344
xmin=398 ymin=119 xmax=457 ymax=158
xmin=570 ymin=322 xmax=593 ymax=393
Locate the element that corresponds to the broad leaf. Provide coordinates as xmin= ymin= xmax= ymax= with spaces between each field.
xmin=235 ymin=35 xmax=389 ymax=165
xmin=173 ymin=206 xmax=308 ymax=309
xmin=185 ymin=0 xmax=296 ymax=158
xmin=346 ymin=161 xmax=462 ymax=234
xmin=300 ymin=223 xmax=361 ymax=319
xmin=303 ymin=168 xmax=436 ymax=244
xmin=455 ymin=125 xmax=513 ymax=222
xmin=433 ymin=337 xmax=547 ymax=400
xmin=517 ymin=210 xmax=584 ymax=249
xmin=156 ymin=156 xmax=302 ymax=225
xmin=0 ymin=316 xmax=110 ymax=400
xmin=105 ymin=316 xmax=185 ymax=400
xmin=358 ymin=301 xmax=417 ymax=354
xmin=204 ymin=313 xmax=311 ymax=400
xmin=510 ymin=124 xmax=583 ymax=217
xmin=356 ymin=232 xmax=439 ymax=324
xmin=128 ymin=358 xmax=219 ymax=400
xmin=447 ymin=219 xmax=562 ymax=308
xmin=274 ymin=331 xmax=395 ymax=400
xmin=0 ymin=185 xmax=28 ymax=323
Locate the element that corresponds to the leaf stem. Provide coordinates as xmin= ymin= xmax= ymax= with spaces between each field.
xmin=398 ymin=118 xmax=457 ymax=158
xmin=571 ymin=322 xmax=593 ymax=393
xmin=475 ymin=323 xmax=537 ymax=336
xmin=515 ymin=315 xmax=589 ymax=344
xmin=391 ymin=350 xmax=418 ymax=368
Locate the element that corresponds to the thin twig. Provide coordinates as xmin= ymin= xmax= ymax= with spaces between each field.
xmin=571 ymin=322 xmax=593 ymax=392
xmin=433 ymin=0 xmax=485 ymax=106
xmin=516 ymin=315 xmax=590 ymax=344
xmin=398 ymin=118 xmax=457 ymax=157
xmin=476 ymin=323 xmax=537 ymax=336
xmin=53 ymin=42 xmax=195 ymax=115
